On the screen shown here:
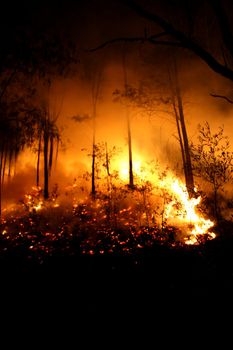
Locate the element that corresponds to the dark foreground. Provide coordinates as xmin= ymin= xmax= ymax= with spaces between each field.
xmin=1 ymin=229 xmax=233 ymax=333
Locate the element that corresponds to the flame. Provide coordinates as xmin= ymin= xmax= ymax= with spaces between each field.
xmin=24 ymin=189 xmax=44 ymax=212
xmin=23 ymin=187 xmax=60 ymax=212
xmin=118 ymin=159 xmax=142 ymax=181
xmin=1 ymin=147 xmax=216 ymax=248
xmin=160 ymin=176 xmax=215 ymax=244
xmin=114 ymin=152 xmax=215 ymax=244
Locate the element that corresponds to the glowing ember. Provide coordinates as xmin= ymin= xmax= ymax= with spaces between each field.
xmin=0 ymin=153 xmax=216 ymax=261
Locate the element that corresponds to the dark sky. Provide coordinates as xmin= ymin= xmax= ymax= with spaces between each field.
xmin=0 ymin=0 xmax=159 ymax=48
xmin=1 ymin=0 xmax=231 ymax=59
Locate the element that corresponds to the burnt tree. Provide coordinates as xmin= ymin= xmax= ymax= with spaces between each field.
xmin=168 ymin=61 xmax=195 ymax=197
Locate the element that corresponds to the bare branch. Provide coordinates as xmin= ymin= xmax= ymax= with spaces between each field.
xmin=123 ymin=0 xmax=233 ymax=83
xmin=88 ymin=32 xmax=168 ymax=52
xmin=210 ymin=0 xmax=233 ymax=57
xmin=88 ymin=37 xmax=145 ymax=52
xmin=210 ymin=93 xmax=233 ymax=104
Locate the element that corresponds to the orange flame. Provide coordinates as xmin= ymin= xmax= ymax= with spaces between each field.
xmin=160 ymin=175 xmax=215 ymax=244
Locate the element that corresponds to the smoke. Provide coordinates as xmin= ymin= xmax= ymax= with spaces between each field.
xmin=3 ymin=37 xmax=233 ymax=208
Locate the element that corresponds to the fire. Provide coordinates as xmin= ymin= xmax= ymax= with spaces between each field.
xmin=118 ymin=158 xmax=142 ymax=181
xmin=114 ymin=151 xmax=215 ymax=244
xmin=0 ymin=149 xmax=216 ymax=257
xmin=24 ymin=188 xmax=44 ymax=212
xmin=23 ymin=187 xmax=60 ymax=212
xmin=160 ymin=176 xmax=215 ymax=244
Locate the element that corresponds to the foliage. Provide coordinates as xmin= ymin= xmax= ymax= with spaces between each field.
xmin=191 ymin=122 xmax=233 ymax=192
xmin=0 ymin=81 xmax=40 ymax=181
xmin=113 ymin=82 xmax=170 ymax=117
xmin=82 ymin=142 xmax=121 ymax=191
xmin=0 ymin=20 xmax=77 ymax=177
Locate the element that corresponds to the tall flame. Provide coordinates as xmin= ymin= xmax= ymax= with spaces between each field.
xmin=160 ymin=176 xmax=215 ymax=244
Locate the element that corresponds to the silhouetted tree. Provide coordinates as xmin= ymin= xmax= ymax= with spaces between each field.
xmin=35 ymin=100 xmax=60 ymax=200
xmin=168 ymin=60 xmax=195 ymax=197
xmin=113 ymin=63 xmax=195 ymax=197
xmin=191 ymin=122 xmax=233 ymax=219
xmin=0 ymin=85 xmax=39 ymax=215
xmin=0 ymin=14 xmax=77 ymax=213
xmin=90 ymin=70 xmax=103 ymax=199
xmin=121 ymin=0 xmax=233 ymax=88
xmin=93 ymin=1 xmax=233 ymax=99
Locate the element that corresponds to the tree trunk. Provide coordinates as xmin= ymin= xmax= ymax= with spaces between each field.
xmin=105 ymin=142 xmax=110 ymax=192
xmin=91 ymin=71 xmax=100 ymax=200
xmin=8 ymin=151 xmax=13 ymax=178
xmin=2 ymin=150 xmax=7 ymax=186
xmin=176 ymin=87 xmax=195 ymax=197
xmin=0 ymin=145 xmax=5 ymax=217
xmin=169 ymin=61 xmax=195 ymax=197
xmin=36 ymin=132 xmax=41 ymax=187
xmin=43 ymin=131 xmax=49 ymax=199
xmin=91 ymin=139 xmax=96 ymax=199
xmin=127 ymin=112 xmax=134 ymax=189
xmin=172 ymin=100 xmax=188 ymax=181
xmin=0 ymin=161 xmax=2 ymax=218
xmin=49 ymin=136 xmax=54 ymax=175
xmin=122 ymin=48 xmax=134 ymax=189
xmin=91 ymin=107 xmax=96 ymax=199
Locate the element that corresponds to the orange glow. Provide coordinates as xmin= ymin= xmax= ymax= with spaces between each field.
xmin=159 ymin=175 xmax=215 ymax=244
xmin=112 ymin=152 xmax=215 ymax=243
xmin=2 ymin=149 xmax=216 ymax=247
xmin=116 ymin=158 xmax=142 ymax=181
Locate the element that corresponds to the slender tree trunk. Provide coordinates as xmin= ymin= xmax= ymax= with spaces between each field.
xmin=172 ymin=100 xmax=188 ymax=181
xmin=43 ymin=131 xmax=49 ymax=199
xmin=122 ymin=48 xmax=134 ymax=189
xmin=91 ymin=144 xmax=96 ymax=198
xmin=169 ymin=61 xmax=195 ymax=197
xmin=8 ymin=151 xmax=12 ymax=178
xmin=0 ymin=144 xmax=5 ymax=218
xmin=0 ymin=159 xmax=2 ymax=218
xmin=49 ymin=136 xmax=54 ymax=175
xmin=91 ymin=128 xmax=96 ymax=199
xmin=55 ymin=139 xmax=59 ymax=169
xmin=127 ymin=113 xmax=134 ymax=189
xmin=37 ymin=132 xmax=41 ymax=187
xmin=2 ymin=150 xmax=7 ymax=186
xmin=105 ymin=142 xmax=112 ymax=222
xmin=105 ymin=142 xmax=110 ymax=192
xmin=91 ymin=70 xmax=101 ymax=200
xmin=105 ymin=142 xmax=110 ymax=177
xmin=176 ymin=87 xmax=195 ymax=197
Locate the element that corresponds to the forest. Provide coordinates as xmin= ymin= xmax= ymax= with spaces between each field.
xmin=1 ymin=0 xmax=233 ymax=328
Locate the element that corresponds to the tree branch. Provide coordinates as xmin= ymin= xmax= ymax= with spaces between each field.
xmin=123 ymin=0 xmax=233 ymax=83
xmin=88 ymin=37 xmax=144 ymax=52
xmin=88 ymin=32 xmax=169 ymax=51
xmin=210 ymin=93 xmax=233 ymax=104
xmin=210 ymin=0 xmax=233 ymax=57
